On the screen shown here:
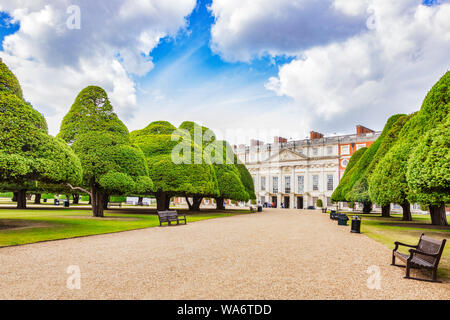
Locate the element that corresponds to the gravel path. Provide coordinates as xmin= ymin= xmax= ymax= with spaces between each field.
xmin=0 ymin=209 xmax=448 ymax=299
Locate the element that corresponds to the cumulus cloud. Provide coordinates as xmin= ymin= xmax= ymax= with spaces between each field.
xmin=0 ymin=0 xmax=196 ymax=134
xmin=211 ymin=0 xmax=450 ymax=134
xmin=209 ymin=0 xmax=369 ymax=62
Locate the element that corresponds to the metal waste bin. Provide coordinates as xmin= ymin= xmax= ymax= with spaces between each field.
xmin=54 ymin=199 xmax=60 ymax=206
xmin=257 ymin=205 xmax=263 ymax=212
xmin=351 ymin=216 xmax=361 ymax=233
xmin=43 ymin=198 xmax=47 ymax=203
xmin=337 ymin=214 xmax=349 ymax=226
xmin=63 ymin=199 xmax=70 ymax=207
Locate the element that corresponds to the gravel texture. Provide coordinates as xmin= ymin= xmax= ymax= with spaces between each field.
xmin=0 ymin=209 xmax=448 ymax=300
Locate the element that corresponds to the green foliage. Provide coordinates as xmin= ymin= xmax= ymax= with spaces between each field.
xmin=331 ymin=147 xmax=367 ymax=202
xmin=368 ymin=114 xmax=413 ymax=206
xmin=0 ymin=61 xmax=82 ymax=193
xmin=130 ymin=121 xmax=218 ymax=198
xmin=316 ymin=199 xmax=323 ymax=207
xmin=0 ymin=192 xmax=13 ymax=198
xmin=406 ymin=115 xmax=450 ymax=205
xmin=58 ymin=86 xmax=129 ymax=144
xmin=370 ymin=71 xmax=450 ymax=207
xmin=110 ymin=196 xmax=126 ymax=202
xmin=60 ymin=86 xmax=152 ymax=196
xmin=347 ymin=114 xmax=405 ymax=203
xmin=41 ymin=193 xmax=55 ymax=200
xmin=0 ymin=60 xmax=23 ymax=99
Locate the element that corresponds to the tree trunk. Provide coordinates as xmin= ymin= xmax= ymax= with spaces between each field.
xmin=429 ymin=203 xmax=448 ymax=226
xmin=138 ymin=196 xmax=143 ymax=206
xmin=156 ymin=192 xmax=169 ymax=211
xmin=12 ymin=192 xmax=17 ymax=202
xmin=186 ymin=197 xmax=193 ymax=210
xmin=72 ymin=194 xmax=79 ymax=204
xmin=362 ymin=202 xmax=372 ymax=214
xmin=88 ymin=195 xmax=91 ymax=205
xmin=103 ymin=195 xmax=109 ymax=210
xmin=165 ymin=195 xmax=171 ymax=210
xmin=91 ymin=184 xmax=104 ymax=217
xmin=16 ymin=189 xmax=27 ymax=209
xmin=215 ymin=197 xmax=225 ymax=210
xmin=188 ymin=196 xmax=202 ymax=211
xmin=381 ymin=204 xmax=390 ymax=217
xmin=401 ymin=201 xmax=412 ymax=221
xmin=34 ymin=193 xmax=41 ymax=204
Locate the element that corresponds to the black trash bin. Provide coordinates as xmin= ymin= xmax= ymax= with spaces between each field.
xmin=43 ymin=198 xmax=47 ymax=203
xmin=257 ymin=205 xmax=263 ymax=212
xmin=63 ymin=199 xmax=70 ymax=207
xmin=337 ymin=214 xmax=349 ymax=226
xmin=54 ymin=199 xmax=60 ymax=206
xmin=351 ymin=216 xmax=361 ymax=233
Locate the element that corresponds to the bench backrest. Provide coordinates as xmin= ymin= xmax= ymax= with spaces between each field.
xmin=157 ymin=210 xmax=178 ymax=218
xmin=416 ymin=234 xmax=446 ymax=266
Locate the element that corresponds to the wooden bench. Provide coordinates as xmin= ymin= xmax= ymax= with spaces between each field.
xmin=392 ymin=233 xmax=446 ymax=282
xmin=108 ymin=202 xmax=122 ymax=208
xmin=157 ymin=210 xmax=187 ymax=226
xmin=249 ymin=206 xmax=257 ymax=213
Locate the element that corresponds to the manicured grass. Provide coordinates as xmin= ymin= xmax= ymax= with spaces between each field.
xmin=0 ymin=207 xmax=248 ymax=247
xmin=340 ymin=212 xmax=450 ymax=279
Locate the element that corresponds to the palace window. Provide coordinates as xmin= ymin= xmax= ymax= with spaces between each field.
xmin=327 ymin=197 xmax=332 ymax=206
xmin=340 ymin=145 xmax=350 ymax=155
xmin=327 ymin=174 xmax=334 ymax=191
xmin=261 ymin=176 xmax=266 ymax=191
xmin=313 ymin=148 xmax=319 ymax=156
xmin=273 ymin=177 xmax=278 ymax=193
xmin=327 ymin=146 xmax=333 ymax=155
xmin=285 ymin=176 xmax=291 ymax=193
xmin=298 ymin=176 xmax=304 ymax=194
xmin=312 ymin=175 xmax=319 ymax=191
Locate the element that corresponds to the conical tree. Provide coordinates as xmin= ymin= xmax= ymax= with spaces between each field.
xmin=367 ymin=114 xmax=412 ymax=219
xmin=58 ymin=86 xmax=153 ymax=217
xmin=0 ymin=60 xmax=82 ymax=208
xmin=370 ymin=71 xmax=449 ymax=225
xmin=131 ymin=121 xmax=219 ymax=211
xmin=344 ymin=114 xmax=405 ymax=215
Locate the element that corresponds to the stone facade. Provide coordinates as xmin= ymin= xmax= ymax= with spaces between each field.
xmin=235 ymin=126 xmax=381 ymax=209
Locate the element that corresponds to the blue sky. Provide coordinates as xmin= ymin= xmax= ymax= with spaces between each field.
xmin=0 ymin=0 xmax=449 ymax=144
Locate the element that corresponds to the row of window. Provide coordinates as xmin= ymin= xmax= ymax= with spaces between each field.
xmin=259 ymin=175 xmax=334 ymax=193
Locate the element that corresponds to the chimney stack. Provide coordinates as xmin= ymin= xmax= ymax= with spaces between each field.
xmin=250 ymin=139 xmax=264 ymax=147
xmin=274 ymin=136 xmax=287 ymax=144
xmin=310 ymin=131 xmax=324 ymax=140
xmin=356 ymin=125 xmax=375 ymax=136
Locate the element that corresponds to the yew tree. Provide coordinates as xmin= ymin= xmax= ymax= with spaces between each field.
xmin=58 ymin=86 xmax=153 ymax=217
xmin=0 ymin=60 xmax=82 ymax=208
xmin=130 ymin=121 xmax=219 ymax=211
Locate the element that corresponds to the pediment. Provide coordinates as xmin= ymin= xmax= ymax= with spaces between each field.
xmin=268 ymin=149 xmax=307 ymax=163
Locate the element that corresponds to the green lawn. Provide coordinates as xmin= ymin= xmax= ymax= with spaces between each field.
xmin=340 ymin=212 xmax=450 ymax=279
xmin=0 ymin=207 xmax=248 ymax=247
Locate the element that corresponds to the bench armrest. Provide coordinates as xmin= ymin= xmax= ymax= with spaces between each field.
xmin=393 ymin=241 xmax=418 ymax=251
xmin=409 ymin=249 xmax=439 ymax=257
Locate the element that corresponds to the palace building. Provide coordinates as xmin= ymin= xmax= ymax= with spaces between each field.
xmin=234 ymin=125 xmax=381 ymax=209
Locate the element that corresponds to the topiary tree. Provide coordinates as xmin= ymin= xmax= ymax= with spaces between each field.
xmin=370 ymin=71 xmax=449 ymax=225
xmin=58 ymin=86 xmax=153 ymax=217
xmin=331 ymin=147 xmax=367 ymax=204
xmin=316 ymin=199 xmax=323 ymax=208
xmin=206 ymin=140 xmax=249 ymax=210
xmin=367 ymin=114 xmax=412 ymax=218
xmin=347 ymin=114 xmax=405 ymax=216
xmin=406 ymin=115 xmax=449 ymax=226
xmin=131 ymin=121 xmax=219 ymax=211
xmin=0 ymin=60 xmax=82 ymax=208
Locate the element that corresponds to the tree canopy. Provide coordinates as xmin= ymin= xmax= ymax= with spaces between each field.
xmin=131 ymin=120 xmax=219 ymax=211
xmin=58 ymin=86 xmax=152 ymax=216
xmin=0 ymin=60 xmax=82 ymax=208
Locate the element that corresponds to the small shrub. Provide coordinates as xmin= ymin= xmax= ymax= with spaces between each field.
xmin=317 ymin=199 xmax=323 ymax=207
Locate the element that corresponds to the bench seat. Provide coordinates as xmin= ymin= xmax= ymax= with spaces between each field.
xmin=157 ymin=210 xmax=187 ymax=226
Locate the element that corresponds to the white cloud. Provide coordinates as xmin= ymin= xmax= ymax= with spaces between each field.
xmin=0 ymin=0 xmax=196 ymax=134
xmin=209 ymin=0 xmax=368 ymax=62
xmin=211 ymin=0 xmax=450 ymax=134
